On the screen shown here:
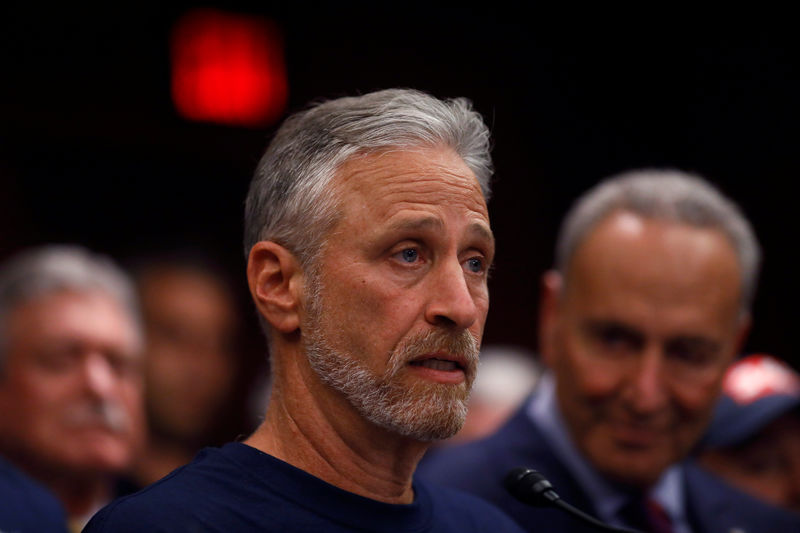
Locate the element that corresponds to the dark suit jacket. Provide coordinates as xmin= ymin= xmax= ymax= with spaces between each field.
xmin=416 ymin=401 xmax=800 ymax=533
xmin=0 ymin=454 xmax=68 ymax=532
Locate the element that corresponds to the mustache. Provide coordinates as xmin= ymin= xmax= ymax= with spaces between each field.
xmin=387 ymin=328 xmax=480 ymax=380
xmin=62 ymin=401 xmax=132 ymax=433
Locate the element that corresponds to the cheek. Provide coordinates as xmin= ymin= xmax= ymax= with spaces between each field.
xmin=670 ymin=377 xmax=721 ymax=421
xmin=18 ymin=373 xmax=71 ymax=416
xmin=2 ymin=374 xmax=65 ymax=442
xmin=147 ymin=348 xmax=193 ymax=391
xmin=475 ymin=290 xmax=490 ymax=321
xmin=557 ymin=335 xmax=622 ymax=399
xmin=119 ymin=380 xmax=144 ymax=407
xmin=120 ymin=386 xmax=146 ymax=440
xmin=329 ymin=280 xmax=417 ymax=350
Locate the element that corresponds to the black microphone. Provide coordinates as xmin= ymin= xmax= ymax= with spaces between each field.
xmin=504 ymin=467 xmax=644 ymax=533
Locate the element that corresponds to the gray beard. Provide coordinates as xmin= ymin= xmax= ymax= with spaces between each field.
xmin=302 ymin=276 xmax=479 ymax=442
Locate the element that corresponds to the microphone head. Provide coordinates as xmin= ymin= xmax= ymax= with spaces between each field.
xmin=504 ymin=467 xmax=558 ymax=507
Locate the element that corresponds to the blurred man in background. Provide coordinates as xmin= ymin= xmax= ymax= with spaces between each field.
xmin=0 ymin=245 xmax=145 ymax=532
xmin=125 ymin=253 xmax=242 ymax=490
xmin=420 ymin=170 xmax=800 ymax=532
xmin=697 ymin=353 xmax=800 ymax=514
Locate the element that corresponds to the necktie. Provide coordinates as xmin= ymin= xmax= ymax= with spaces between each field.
xmin=617 ymin=495 xmax=674 ymax=533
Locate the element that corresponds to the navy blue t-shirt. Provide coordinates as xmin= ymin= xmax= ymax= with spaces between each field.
xmin=0 ymin=454 xmax=68 ymax=533
xmin=84 ymin=442 xmax=525 ymax=532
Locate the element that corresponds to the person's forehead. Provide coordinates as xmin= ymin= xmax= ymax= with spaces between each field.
xmin=333 ymin=146 xmax=489 ymax=220
xmin=140 ymin=268 xmax=235 ymax=322
xmin=562 ymin=212 xmax=743 ymax=332
xmin=10 ymin=289 xmax=139 ymax=350
xmin=568 ymin=212 xmax=740 ymax=285
xmin=140 ymin=266 xmax=226 ymax=296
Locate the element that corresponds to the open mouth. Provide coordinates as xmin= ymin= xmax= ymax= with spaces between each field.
xmin=409 ymin=358 xmax=464 ymax=372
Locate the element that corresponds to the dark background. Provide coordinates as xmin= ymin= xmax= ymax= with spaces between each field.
xmin=2 ymin=5 xmax=797 ymax=368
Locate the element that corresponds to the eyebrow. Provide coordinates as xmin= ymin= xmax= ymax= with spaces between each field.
xmin=386 ymin=217 xmax=495 ymax=247
xmin=583 ymin=320 xmax=645 ymax=342
xmin=386 ymin=217 xmax=443 ymax=234
xmin=468 ymin=221 xmax=495 ymax=248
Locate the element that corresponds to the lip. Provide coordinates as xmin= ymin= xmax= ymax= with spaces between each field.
xmin=407 ymin=352 xmax=467 ymax=384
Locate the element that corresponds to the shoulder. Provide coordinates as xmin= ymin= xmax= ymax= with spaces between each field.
xmin=416 ymin=408 xmax=599 ymax=533
xmin=417 ymin=405 xmax=570 ymax=503
xmin=418 ymin=480 xmax=526 ymax=533
xmin=83 ymin=471 xmax=207 ymax=532
xmin=684 ymin=461 xmax=800 ymax=533
xmin=0 ymin=455 xmax=68 ymax=532
xmin=418 ymin=403 xmax=545 ymax=485
xmin=84 ymin=445 xmax=259 ymax=532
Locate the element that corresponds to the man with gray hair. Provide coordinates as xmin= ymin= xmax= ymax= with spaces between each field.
xmin=0 ymin=245 xmax=145 ymax=532
xmin=419 ymin=170 xmax=800 ymax=532
xmin=85 ymin=89 xmax=525 ymax=532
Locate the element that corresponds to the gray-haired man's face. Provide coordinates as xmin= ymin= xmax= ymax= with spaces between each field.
xmin=0 ymin=289 xmax=144 ymax=474
xmin=542 ymin=212 xmax=747 ymax=487
xmin=298 ymin=146 xmax=494 ymax=441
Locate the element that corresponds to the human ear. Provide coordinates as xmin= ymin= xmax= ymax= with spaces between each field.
xmin=247 ymin=241 xmax=303 ymax=334
xmin=538 ymin=270 xmax=563 ymax=369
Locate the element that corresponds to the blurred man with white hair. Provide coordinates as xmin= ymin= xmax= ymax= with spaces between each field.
xmin=420 ymin=170 xmax=800 ymax=533
xmin=0 ymin=245 xmax=145 ymax=531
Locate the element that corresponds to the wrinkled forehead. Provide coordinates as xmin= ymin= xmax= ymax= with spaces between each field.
xmin=560 ymin=213 xmax=745 ymax=334
xmin=8 ymin=288 xmax=143 ymax=355
xmin=333 ymin=146 xmax=488 ymax=214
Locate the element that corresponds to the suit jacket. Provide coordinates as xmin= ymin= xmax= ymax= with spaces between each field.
xmin=0 ymin=454 xmax=69 ymax=533
xmin=416 ymin=402 xmax=800 ymax=533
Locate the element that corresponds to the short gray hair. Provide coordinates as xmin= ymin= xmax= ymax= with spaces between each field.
xmin=243 ymin=88 xmax=493 ymax=268
xmin=0 ymin=245 xmax=142 ymax=367
xmin=555 ymin=169 xmax=761 ymax=311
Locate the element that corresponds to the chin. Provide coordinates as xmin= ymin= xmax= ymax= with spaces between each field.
xmin=68 ymin=442 xmax=134 ymax=473
xmin=601 ymin=452 xmax=670 ymax=489
xmin=81 ymin=455 xmax=131 ymax=473
xmin=584 ymin=440 xmax=670 ymax=489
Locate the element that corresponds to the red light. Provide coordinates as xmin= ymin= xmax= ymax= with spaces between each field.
xmin=171 ymin=9 xmax=288 ymax=127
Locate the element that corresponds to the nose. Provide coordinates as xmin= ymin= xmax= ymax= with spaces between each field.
xmin=424 ymin=257 xmax=480 ymax=330
xmin=82 ymin=352 xmax=117 ymax=399
xmin=623 ymin=346 xmax=669 ymax=415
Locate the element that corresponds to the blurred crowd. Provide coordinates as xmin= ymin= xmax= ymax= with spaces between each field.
xmin=0 ymin=246 xmax=266 ymax=531
xmin=3 ymin=240 xmax=797 ymax=531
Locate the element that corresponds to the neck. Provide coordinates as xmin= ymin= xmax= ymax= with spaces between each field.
xmin=45 ymin=470 xmax=111 ymax=519
xmin=246 ymin=346 xmax=428 ymax=504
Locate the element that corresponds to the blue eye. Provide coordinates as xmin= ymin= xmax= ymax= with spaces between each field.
xmin=465 ymin=257 xmax=484 ymax=273
xmin=400 ymin=248 xmax=419 ymax=263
